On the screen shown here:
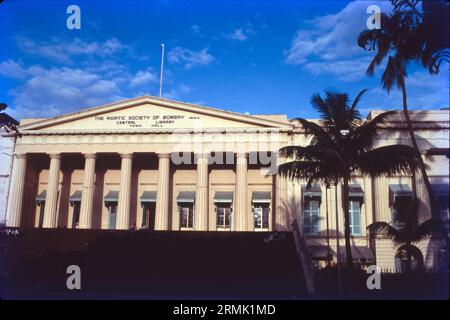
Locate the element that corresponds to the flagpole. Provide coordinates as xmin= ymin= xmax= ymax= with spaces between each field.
xmin=159 ymin=43 xmax=165 ymax=98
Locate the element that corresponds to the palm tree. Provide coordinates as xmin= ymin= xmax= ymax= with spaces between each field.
xmin=357 ymin=4 xmax=447 ymax=221
xmin=0 ymin=103 xmax=19 ymax=133
xmin=278 ymin=90 xmax=421 ymax=266
xmin=391 ymin=0 xmax=449 ymax=74
xmin=368 ymin=198 xmax=443 ymax=272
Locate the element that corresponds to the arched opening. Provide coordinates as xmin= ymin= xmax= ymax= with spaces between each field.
xmin=395 ymin=245 xmax=424 ymax=273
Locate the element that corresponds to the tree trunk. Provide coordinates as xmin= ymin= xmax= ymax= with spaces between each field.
xmin=342 ymin=174 xmax=353 ymax=266
xmin=399 ymin=78 xmax=441 ymax=220
xmin=400 ymin=75 xmax=449 ymax=260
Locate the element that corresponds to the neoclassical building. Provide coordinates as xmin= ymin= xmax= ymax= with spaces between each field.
xmin=4 ymin=96 xmax=449 ymax=271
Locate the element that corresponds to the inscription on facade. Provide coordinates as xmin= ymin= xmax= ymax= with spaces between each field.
xmin=94 ymin=114 xmax=200 ymax=128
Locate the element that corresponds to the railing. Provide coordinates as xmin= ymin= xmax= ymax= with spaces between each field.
xmin=291 ymin=219 xmax=315 ymax=293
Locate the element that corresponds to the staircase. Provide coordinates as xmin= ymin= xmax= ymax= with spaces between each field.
xmin=0 ymin=229 xmax=307 ymax=299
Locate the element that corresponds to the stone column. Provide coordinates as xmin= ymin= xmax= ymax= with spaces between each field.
xmin=78 ymin=153 xmax=96 ymax=229
xmin=373 ymin=176 xmax=389 ymax=222
xmin=234 ymin=152 xmax=248 ymax=231
xmin=363 ymin=175 xmax=374 ymax=235
xmin=6 ymin=153 xmax=27 ymax=227
xmin=116 ymin=153 xmax=133 ymax=230
xmin=275 ymin=153 xmax=288 ymax=231
xmin=155 ymin=153 xmax=170 ymax=230
xmin=43 ymin=153 xmax=61 ymax=228
xmin=195 ymin=153 xmax=209 ymax=231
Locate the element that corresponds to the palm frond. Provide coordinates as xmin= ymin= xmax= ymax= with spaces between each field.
xmin=350 ymin=110 xmax=396 ymax=153
xmin=356 ymin=144 xmax=420 ymax=176
xmin=326 ymin=92 xmax=350 ymax=131
xmin=279 ymin=145 xmax=342 ymax=164
xmin=357 ymin=14 xmax=393 ymax=76
xmin=296 ymin=119 xmax=333 ymax=146
xmin=311 ymin=93 xmax=333 ymax=125
xmin=367 ymin=222 xmax=400 ymax=239
xmin=277 ymin=160 xmax=323 ymax=181
xmin=411 ymin=218 xmax=447 ymax=242
xmin=350 ymin=89 xmax=368 ymax=112
xmin=381 ymin=56 xmax=399 ymax=92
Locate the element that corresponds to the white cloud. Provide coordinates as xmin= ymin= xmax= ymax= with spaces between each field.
xmin=1 ymin=35 xmax=198 ymax=118
xmin=130 ymin=69 xmax=159 ymax=88
xmin=286 ymin=1 xmax=391 ymax=64
xmin=226 ymin=24 xmax=254 ymax=42
xmin=191 ymin=25 xmax=201 ymax=35
xmin=6 ymin=64 xmax=124 ymax=118
xmin=364 ymin=69 xmax=449 ymax=111
xmin=285 ymin=1 xmax=391 ymax=80
xmin=16 ymin=36 xmax=128 ymax=64
xmin=168 ymin=47 xmax=215 ymax=69
xmin=303 ymin=57 xmax=372 ymax=81
xmin=228 ymin=28 xmax=247 ymax=41
xmin=284 ymin=0 xmax=447 ymax=112
xmin=0 ymin=60 xmax=28 ymax=80
xmin=164 ymin=84 xmax=193 ymax=100
xmin=0 ymin=60 xmax=163 ymax=119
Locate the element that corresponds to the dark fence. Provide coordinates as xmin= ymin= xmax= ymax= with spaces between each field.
xmin=312 ymin=265 xmax=449 ymax=299
xmin=0 ymin=227 xmax=306 ymax=299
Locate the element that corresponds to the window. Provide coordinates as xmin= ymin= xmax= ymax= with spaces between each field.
xmin=38 ymin=203 xmax=45 ymax=228
xmin=253 ymin=204 xmax=269 ymax=229
xmin=303 ymin=200 xmax=319 ymax=235
xmin=349 ymin=200 xmax=361 ymax=236
xmin=391 ymin=196 xmax=413 ymax=225
xmin=179 ymin=203 xmax=194 ymax=229
xmin=108 ymin=205 xmax=117 ymax=230
xmin=216 ymin=205 xmax=232 ymax=229
xmin=71 ymin=202 xmax=81 ymax=229
xmin=395 ymin=245 xmax=424 ymax=273
xmin=36 ymin=190 xmax=47 ymax=227
xmin=142 ymin=204 xmax=155 ymax=230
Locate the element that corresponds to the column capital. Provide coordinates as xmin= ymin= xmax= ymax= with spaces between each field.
xmin=158 ymin=153 xmax=171 ymax=159
xmin=14 ymin=153 xmax=27 ymax=159
xmin=194 ymin=152 xmax=210 ymax=162
xmin=83 ymin=153 xmax=97 ymax=159
xmin=48 ymin=153 xmax=61 ymax=160
xmin=120 ymin=153 xmax=134 ymax=159
xmin=236 ymin=152 xmax=248 ymax=159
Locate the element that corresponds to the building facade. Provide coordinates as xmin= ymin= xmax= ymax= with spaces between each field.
xmin=4 ymin=96 xmax=449 ymax=271
xmin=0 ymin=112 xmax=18 ymax=224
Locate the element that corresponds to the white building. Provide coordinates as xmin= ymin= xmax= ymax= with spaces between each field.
xmin=0 ymin=112 xmax=18 ymax=224
xmin=3 ymin=97 xmax=450 ymax=272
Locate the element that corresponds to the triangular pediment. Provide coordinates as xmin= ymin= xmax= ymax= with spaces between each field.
xmin=20 ymin=96 xmax=292 ymax=132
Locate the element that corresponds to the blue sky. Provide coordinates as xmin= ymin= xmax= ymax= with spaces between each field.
xmin=0 ymin=0 xmax=448 ymax=120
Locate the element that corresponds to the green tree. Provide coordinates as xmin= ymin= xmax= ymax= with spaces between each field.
xmin=368 ymin=198 xmax=443 ymax=272
xmin=278 ymin=90 xmax=421 ymax=266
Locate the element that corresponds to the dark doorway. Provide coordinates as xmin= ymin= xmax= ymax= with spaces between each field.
xmin=71 ymin=202 xmax=81 ymax=229
xmin=38 ymin=203 xmax=45 ymax=228
xmin=142 ymin=203 xmax=156 ymax=230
